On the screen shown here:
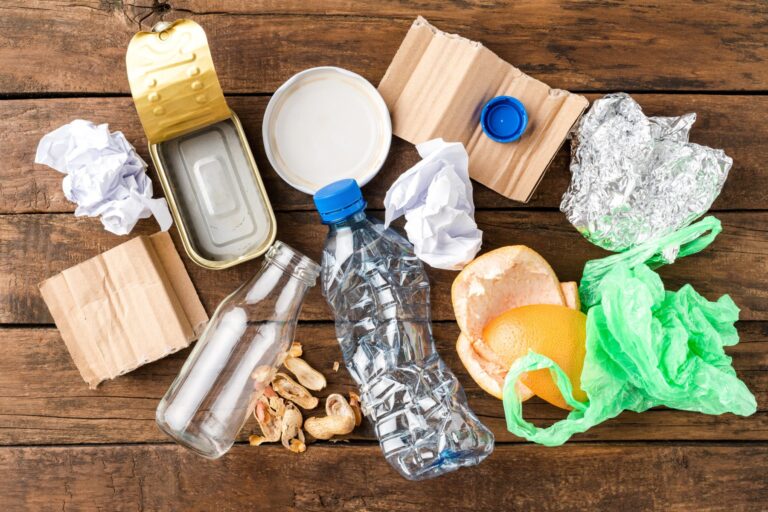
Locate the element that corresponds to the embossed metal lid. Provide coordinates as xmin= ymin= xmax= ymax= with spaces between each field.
xmin=126 ymin=19 xmax=231 ymax=144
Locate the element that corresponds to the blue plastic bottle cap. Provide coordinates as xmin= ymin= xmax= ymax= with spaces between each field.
xmin=480 ymin=96 xmax=528 ymax=143
xmin=313 ymin=178 xmax=367 ymax=224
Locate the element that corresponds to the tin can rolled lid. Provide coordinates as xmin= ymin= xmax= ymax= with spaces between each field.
xmin=125 ymin=19 xmax=231 ymax=144
xmin=127 ymin=19 xmax=277 ymax=269
xmin=480 ymin=96 xmax=528 ymax=143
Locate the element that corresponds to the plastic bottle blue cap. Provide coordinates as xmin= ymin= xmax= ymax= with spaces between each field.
xmin=480 ymin=96 xmax=528 ymax=143
xmin=313 ymin=179 xmax=367 ymax=224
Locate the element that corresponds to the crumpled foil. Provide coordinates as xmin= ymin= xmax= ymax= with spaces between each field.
xmin=560 ymin=93 xmax=732 ymax=252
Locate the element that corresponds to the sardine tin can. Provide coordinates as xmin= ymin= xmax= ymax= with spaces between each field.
xmin=126 ymin=19 xmax=276 ymax=270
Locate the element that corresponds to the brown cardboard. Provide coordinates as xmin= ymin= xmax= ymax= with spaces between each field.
xmin=39 ymin=232 xmax=208 ymax=388
xmin=378 ymin=17 xmax=589 ymax=202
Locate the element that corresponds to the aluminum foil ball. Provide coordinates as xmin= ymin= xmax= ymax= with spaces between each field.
xmin=560 ymin=93 xmax=732 ymax=252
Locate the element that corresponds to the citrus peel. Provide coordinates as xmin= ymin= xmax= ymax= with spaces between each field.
xmin=452 ymin=246 xmax=566 ymax=340
xmin=484 ymin=304 xmax=587 ymax=409
xmin=452 ymin=246 xmax=585 ymax=407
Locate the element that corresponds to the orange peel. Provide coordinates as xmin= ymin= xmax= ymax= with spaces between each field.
xmin=452 ymin=246 xmax=578 ymax=401
xmin=484 ymin=304 xmax=587 ymax=410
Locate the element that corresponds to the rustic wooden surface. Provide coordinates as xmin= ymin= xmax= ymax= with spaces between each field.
xmin=1 ymin=1 xmax=766 ymax=510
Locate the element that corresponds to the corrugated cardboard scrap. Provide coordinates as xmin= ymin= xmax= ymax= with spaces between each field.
xmin=39 ymin=232 xmax=208 ymax=388
xmin=379 ymin=16 xmax=589 ymax=202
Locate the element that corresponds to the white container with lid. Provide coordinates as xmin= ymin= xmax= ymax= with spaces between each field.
xmin=263 ymin=67 xmax=392 ymax=194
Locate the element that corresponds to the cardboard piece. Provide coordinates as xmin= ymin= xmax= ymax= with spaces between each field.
xmin=378 ymin=17 xmax=589 ymax=202
xmin=39 ymin=232 xmax=208 ymax=388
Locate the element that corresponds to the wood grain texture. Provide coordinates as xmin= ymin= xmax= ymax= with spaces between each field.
xmin=1 ymin=443 xmax=766 ymax=511
xmin=2 ymin=211 xmax=766 ymax=325
xmin=2 ymin=1 xmax=767 ymax=509
xmin=0 ymin=323 xmax=764 ymax=446
xmin=1 ymin=1 xmax=766 ymax=94
xmin=6 ymin=95 xmax=767 ymax=214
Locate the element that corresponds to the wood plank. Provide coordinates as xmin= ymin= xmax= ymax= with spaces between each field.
xmin=1 ymin=443 xmax=766 ymax=511
xmin=0 ymin=322 xmax=764 ymax=446
xmin=1 ymin=1 xmax=766 ymax=94
xmin=1 ymin=211 xmax=766 ymax=325
xmin=4 ymin=95 xmax=766 ymax=214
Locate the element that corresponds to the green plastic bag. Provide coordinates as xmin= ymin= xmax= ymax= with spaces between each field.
xmin=503 ymin=216 xmax=757 ymax=446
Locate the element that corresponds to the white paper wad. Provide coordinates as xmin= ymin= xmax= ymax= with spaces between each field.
xmin=385 ymin=139 xmax=482 ymax=270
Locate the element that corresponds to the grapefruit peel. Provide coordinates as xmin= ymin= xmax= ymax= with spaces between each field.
xmin=452 ymin=246 xmax=578 ymax=402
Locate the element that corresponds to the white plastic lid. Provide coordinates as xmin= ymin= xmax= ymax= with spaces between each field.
xmin=262 ymin=67 xmax=392 ymax=194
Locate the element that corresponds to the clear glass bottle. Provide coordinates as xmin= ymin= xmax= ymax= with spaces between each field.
xmin=156 ymin=241 xmax=320 ymax=458
xmin=314 ymin=179 xmax=494 ymax=480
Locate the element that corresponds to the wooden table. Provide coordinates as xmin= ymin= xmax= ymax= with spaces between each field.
xmin=1 ymin=1 xmax=766 ymax=510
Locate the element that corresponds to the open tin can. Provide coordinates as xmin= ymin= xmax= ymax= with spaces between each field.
xmin=126 ymin=19 xmax=276 ymax=270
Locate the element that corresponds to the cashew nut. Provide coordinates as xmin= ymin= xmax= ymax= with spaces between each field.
xmin=284 ymin=357 xmax=327 ymax=391
xmin=281 ymin=402 xmax=306 ymax=453
xmin=272 ymin=372 xmax=319 ymax=410
xmin=304 ymin=393 xmax=357 ymax=440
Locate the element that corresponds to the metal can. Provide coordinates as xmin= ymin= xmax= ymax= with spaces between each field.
xmin=126 ymin=19 xmax=276 ymax=269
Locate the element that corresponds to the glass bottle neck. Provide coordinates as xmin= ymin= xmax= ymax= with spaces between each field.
xmin=264 ymin=241 xmax=320 ymax=286
xmin=242 ymin=242 xmax=320 ymax=313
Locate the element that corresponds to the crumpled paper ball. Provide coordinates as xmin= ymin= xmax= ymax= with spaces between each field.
xmin=384 ymin=139 xmax=482 ymax=270
xmin=35 ymin=119 xmax=172 ymax=235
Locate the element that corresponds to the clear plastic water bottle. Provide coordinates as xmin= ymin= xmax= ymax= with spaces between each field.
xmin=314 ymin=179 xmax=494 ymax=480
xmin=156 ymin=241 xmax=320 ymax=458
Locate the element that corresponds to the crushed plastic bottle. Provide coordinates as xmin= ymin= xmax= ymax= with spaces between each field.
xmin=314 ymin=179 xmax=494 ymax=480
